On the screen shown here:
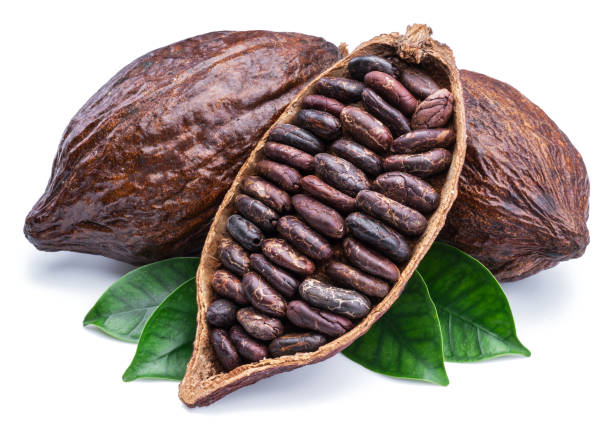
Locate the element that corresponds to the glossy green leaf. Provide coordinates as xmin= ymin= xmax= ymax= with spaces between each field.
xmin=84 ymin=257 xmax=199 ymax=342
xmin=122 ymin=277 xmax=197 ymax=381
xmin=418 ymin=242 xmax=530 ymax=362
xmin=343 ymin=271 xmax=449 ymax=386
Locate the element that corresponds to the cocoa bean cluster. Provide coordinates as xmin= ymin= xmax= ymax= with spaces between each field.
xmin=207 ymin=54 xmax=455 ymax=371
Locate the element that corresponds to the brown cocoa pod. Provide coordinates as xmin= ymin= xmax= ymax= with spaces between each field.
xmin=355 ymin=190 xmax=427 ymax=236
xmin=268 ymin=333 xmax=327 ymax=358
xmin=234 ymin=194 xmax=279 ymax=234
xmin=263 ymin=142 xmax=315 ymax=173
xmin=205 ymin=299 xmax=237 ymax=328
xmin=299 ymin=175 xmax=356 ymax=214
xmin=241 ymin=176 xmax=292 ymax=213
xmin=329 ymin=138 xmax=383 ymax=176
xmin=276 ymin=216 xmax=333 ymax=261
xmin=440 ymin=70 xmax=589 ymax=281
xmin=226 ymin=214 xmax=263 ymax=252
xmin=210 ymin=328 xmax=241 ymax=372
xmin=345 ymin=212 xmax=411 ymax=263
xmin=292 ymin=194 xmax=345 ymax=239
xmin=361 ymin=88 xmax=412 ymax=137
xmin=383 ymin=148 xmax=452 ymax=177
xmin=249 ymin=253 xmax=298 ymax=298
xmin=373 ymin=171 xmax=440 ymax=213
xmin=287 ymin=300 xmax=354 ymax=337
xmin=399 ymin=65 xmax=441 ymax=99
xmin=411 ymin=88 xmax=454 ymax=129
xmin=342 ymin=237 xmax=400 ymax=282
xmin=391 ymin=128 xmax=455 ymax=154
xmin=299 ymin=279 xmax=371 ymax=319
xmin=314 ymin=153 xmax=370 ymax=197
xmin=294 ymin=109 xmax=342 ymax=141
xmin=302 ymin=95 xmax=345 ymax=117
xmin=242 ymin=272 xmax=286 ymax=318
xmin=325 ymin=261 xmax=390 ymax=298
xmin=255 ymin=160 xmax=301 ymax=193
xmin=211 ymin=269 xmax=248 ymax=305
xmin=236 ymin=307 xmax=284 ymax=341
xmin=348 ymin=55 xmax=398 ymax=80
xmin=24 ymin=31 xmax=339 ymax=265
xmin=261 ymin=238 xmax=315 ymax=275
xmin=340 ymin=106 xmax=393 ymax=154
xmin=217 ymin=239 xmax=250 ymax=276
xmin=364 ymin=71 xmax=418 ymax=116
xmin=229 ymin=325 xmax=268 ymax=362
xmin=268 ymin=123 xmax=325 ymax=155
xmin=315 ymin=77 xmax=365 ymax=103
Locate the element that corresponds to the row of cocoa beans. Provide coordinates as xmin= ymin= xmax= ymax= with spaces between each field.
xmin=206 ymin=54 xmax=456 ymax=371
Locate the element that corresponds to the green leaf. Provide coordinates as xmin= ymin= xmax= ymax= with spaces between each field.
xmin=343 ymin=271 xmax=449 ymax=386
xmin=122 ymin=277 xmax=197 ymax=382
xmin=418 ymin=242 xmax=530 ymax=362
xmin=83 ymin=257 xmax=199 ymax=342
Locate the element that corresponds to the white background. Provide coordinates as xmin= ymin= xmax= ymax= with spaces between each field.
xmin=2 ymin=1 xmax=610 ymax=422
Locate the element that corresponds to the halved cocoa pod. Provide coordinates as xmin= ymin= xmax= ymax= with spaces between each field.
xmin=180 ymin=25 xmax=466 ymax=407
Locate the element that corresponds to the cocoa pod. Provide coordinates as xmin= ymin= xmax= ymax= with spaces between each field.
xmin=263 ymin=142 xmax=315 ymax=173
xmin=287 ymin=300 xmax=354 ymax=337
xmin=315 ymin=77 xmax=365 ymax=103
xmin=210 ymin=329 xmax=241 ymax=371
xmin=294 ymin=109 xmax=342 ymax=141
xmin=211 ymin=270 xmax=248 ymax=305
xmin=249 ymin=253 xmax=298 ymax=298
xmin=236 ymin=307 xmax=284 ymax=341
xmin=241 ymin=176 xmax=292 ymax=213
xmin=355 ymin=190 xmax=427 ymax=236
xmin=276 ymin=216 xmax=333 ymax=261
xmin=255 ymin=160 xmax=302 ymax=193
xmin=24 ymin=31 xmax=340 ymax=265
xmin=268 ymin=124 xmax=326 ymax=155
xmin=348 ymin=55 xmax=398 ymax=80
xmin=342 ymin=237 xmax=400 ymax=282
xmin=345 ymin=212 xmax=411 ymax=263
xmin=340 ymin=106 xmax=393 ymax=154
xmin=292 ymin=194 xmax=345 ymax=239
xmin=302 ymin=94 xmax=345 ymax=117
xmin=268 ymin=333 xmax=327 ymax=358
xmin=226 ymin=214 xmax=263 ymax=252
xmin=234 ymin=194 xmax=279 ymax=234
xmin=325 ymin=261 xmax=390 ymax=298
xmin=383 ymin=148 xmax=452 ymax=177
xmin=391 ymin=128 xmax=455 ymax=154
xmin=205 ymin=299 xmax=237 ymax=328
xmin=329 ymin=138 xmax=383 ymax=176
xmin=299 ymin=175 xmax=356 ymax=214
xmin=373 ymin=171 xmax=440 ymax=213
xmin=399 ymin=65 xmax=441 ymax=99
xmin=364 ymin=71 xmax=418 ymax=116
xmin=361 ymin=88 xmax=412 ymax=137
xmin=411 ymin=88 xmax=454 ymax=129
xmin=217 ymin=239 xmax=250 ymax=276
xmin=299 ymin=278 xmax=371 ymax=319
xmin=242 ymin=272 xmax=286 ymax=318
xmin=229 ymin=325 xmax=268 ymax=362
xmin=261 ymin=238 xmax=315 ymax=275
xmin=314 ymin=153 xmax=370 ymax=197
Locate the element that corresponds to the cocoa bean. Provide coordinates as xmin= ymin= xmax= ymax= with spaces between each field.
xmin=355 ymin=190 xmax=427 ymax=236
xmin=342 ymin=237 xmax=399 ymax=282
xmin=315 ymin=77 xmax=365 ymax=103
xmin=348 ymin=55 xmax=397 ymax=80
xmin=263 ymin=142 xmax=315 ymax=173
xmin=256 ymin=160 xmax=302 ymax=193
xmin=241 ymin=176 xmax=291 ymax=213
xmin=345 ymin=212 xmax=411 ymax=263
xmin=411 ymin=88 xmax=454 ymax=129
xmin=261 ymin=238 xmax=315 ymax=275
xmin=361 ymin=88 xmax=411 ymax=137
xmin=287 ymin=300 xmax=354 ymax=337
xmin=276 ymin=216 xmax=332 ymax=261
xmin=234 ymin=194 xmax=279 ymax=234
xmin=249 ymin=253 xmax=298 ymax=298
xmin=340 ymin=106 xmax=393 ymax=154
xmin=242 ymin=272 xmax=287 ymax=317
xmin=236 ymin=307 xmax=284 ymax=341
xmin=211 ymin=269 xmax=249 ymax=305
xmin=373 ymin=171 xmax=440 ymax=213
xmin=229 ymin=325 xmax=268 ymax=362
xmin=299 ymin=175 xmax=356 ymax=214
xmin=268 ymin=333 xmax=327 ymax=358
xmin=302 ymin=95 xmax=345 ymax=117
xmin=268 ymin=123 xmax=325 ymax=155
xmin=206 ymin=299 xmax=237 ymax=328
xmin=325 ymin=261 xmax=390 ymax=298
xmin=218 ymin=239 xmax=250 ymax=276
xmin=294 ymin=109 xmax=342 ymax=141
xmin=314 ymin=153 xmax=370 ymax=197
xmin=210 ymin=328 xmax=240 ymax=371
xmin=383 ymin=148 xmax=452 ymax=177
xmin=364 ymin=71 xmax=418 ymax=116
xmin=399 ymin=65 xmax=441 ymax=99
xmin=329 ymin=138 xmax=382 ymax=176
xmin=292 ymin=194 xmax=345 ymax=239
xmin=390 ymin=128 xmax=455 ymax=154
xmin=299 ymin=278 xmax=371 ymax=319
xmin=227 ymin=214 xmax=263 ymax=252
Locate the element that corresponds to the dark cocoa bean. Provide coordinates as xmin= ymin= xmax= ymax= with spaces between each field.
xmin=229 ymin=325 xmax=268 ymax=362
xmin=340 ymin=106 xmax=393 ymax=154
xmin=241 ymin=176 xmax=291 ymax=213
xmin=227 ymin=214 xmax=263 ymax=252
xmin=329 ymin=138 xmax=382 ymax=176
xmin=287 ymin=300 xmax=353 ymax=337
xmin=206 ymin=299 xmax=237 ymax=328
xmin=314 ymin=153 xmax=370 ymax=197
xmin=268 ymin=333 xmax=327 ymax=358
xmin=263 ymin=142 xmax=314 ymax=173
xmin=390 ymin=128 xmax=455 ymax=154
xmin=348 ymin=55 xmax=397 ymax=80
xmin=235 ymin=194 xmax=279 ymax=234
xmin=302 ymin=94 xmax=345 ymax=117
xmin=294 ymin=109 xmax=342 ymax=141
xmin=261 ymin=238 xmax=315 ymax=275
xmin=299 ymin=278 xmax=371 ymax=319
xmin=268 ymin=123 xmax=325 ymax=155
xmin=355 ymin=190 xmax=427 ymax=236
xmin=255 ymin=160 xmax=302 ymax=193
xmin=210 ymin=328 xmax=240 ymax=371
xmin=342 ymin=237 xmax=399 ymax=282
xmin=218 ymin=239 xmax=250 ymax=276
xmin=361 ymin=88 xmax=411 ymax=137
xmin=249 ymin=253 xmax=298 ymax=298
xmin=325 ymin=261 xmax=390 ymax=298
xmin=236 ymin=307 xmax=284 ymax=341
xmin=276 ymin=216 xmax=332 ymax=261
xmin=364 ymin=71 xmax=418 ymax=116
xmin=411 ymin=88 xmax=454 ymax=129
xmin=345 ymin=212 xmax=411 ymax=263
xmin=372 ymin=171 xmax=440 ymax=213
xmin=383 ymin=148 xmax=452 ymax=178
xmin=315 ymin=77 xmax=365 ymax=103
xmin=299 ymin=175 xmax=355 ymax=214
xmin=242 ymin=272 xmax=287 ymax=317
xmin=292 ymin=194 xmax=345 ymax=239
xmin=399 ymin=65 xmax=441 ymax=99
xmin=211 ymin=269 xmax=249 ymax=305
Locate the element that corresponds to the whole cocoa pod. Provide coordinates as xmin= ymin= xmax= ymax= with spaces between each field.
xmin=24 ymin=31 xmax=340 ymax=264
